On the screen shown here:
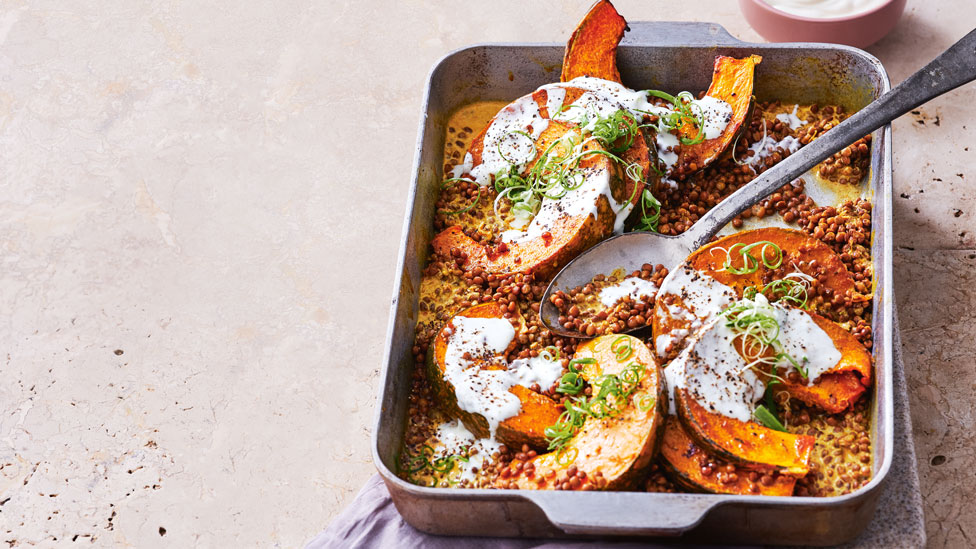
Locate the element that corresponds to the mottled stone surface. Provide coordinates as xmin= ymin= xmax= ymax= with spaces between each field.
xmin=895 ymin=251 xmax=976 ymax=549
xmin=0 ymin=0 xmax=968 ymax=547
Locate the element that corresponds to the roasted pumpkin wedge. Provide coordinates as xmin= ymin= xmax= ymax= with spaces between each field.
xmin=433 ymin=119 xmax=638 ymax=278
xmin=672 ymin=55 xmax=762 ymax=176
xmin=686 ymin=227 xmax=863 ymax=310
xmin=684 ymin=227 xmax=872 ymax=411
xmin=560 ymin=0 xmax=627 ymax=83
xmin=660 ymin=417 xmax=797 ymax=496
xmin=675 ymin=387 xmax=815 ymax=476
xmin=776 ymin=310 xmax=872 ymax=413
xmin=427 ymin=302 xmax=562 ymax=451
xmin=500 ymin=334 xmax=667 ymax=490
xmin=654 ymin=227 xmax=872 ymax=413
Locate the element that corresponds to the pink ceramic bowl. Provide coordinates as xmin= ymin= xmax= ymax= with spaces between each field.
xmin=738 ymin=0 xmax=907 ymax=49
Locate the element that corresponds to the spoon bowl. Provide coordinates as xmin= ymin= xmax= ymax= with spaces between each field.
xmin=541 ymin=231 xmax=693 ymax=337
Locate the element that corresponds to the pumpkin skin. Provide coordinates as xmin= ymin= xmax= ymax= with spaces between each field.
xmin=660 ymin=416 xmax=798 ymax=496
xmin=675 ymin=384 xmax=815 ymax=476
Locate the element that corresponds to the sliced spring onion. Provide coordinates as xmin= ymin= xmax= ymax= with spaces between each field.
xmin=719 ymin=241 xmax=784 ymax=275
xmin=636 ymin=393 xmax=656 ymax=412
xmin=754 ymin=404 xmax=787 ymax=432
xmin=544 ymin=360 xmax=645 ymax=451
xmin=763 ymin=278 xmax=809 ymax=309
xmin=555 ymin=446 xmax=579 ymax=466
xmin=404 ymin=445 xmax=436 ymax=474
xmin=610 ymin=335 xmax=633 ymax=361
xmin=633 ymin=189 xmax=661 ymax=232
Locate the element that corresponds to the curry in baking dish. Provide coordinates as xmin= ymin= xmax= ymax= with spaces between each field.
xmin=397 ymin=1 xmax=875 ymax=497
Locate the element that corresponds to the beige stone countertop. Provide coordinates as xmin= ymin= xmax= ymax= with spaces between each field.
xmin=0 ymin=1 xmax=972 ymax=547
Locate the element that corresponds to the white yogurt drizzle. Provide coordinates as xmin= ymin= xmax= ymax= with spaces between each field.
xmin=775 ymin=104 xmax=805 ymax=131
xmin=450 ymin=152 xmax=474 ymax=179
xmin=741 ymin=118 xmax=802 ymax=174
xmin=763 ymin=0 xmax=889 ymax=19
xmin=659 ymin=263 xmax=846 ymax=421
xmin=443 ymin=316 xmax=563 ymax=437
xmin=665 ymin=316 xmax=767 ymax=421
xmin=541 ymin=77 xmax=733 ymax=177
xmin=598 ymin=277 xmax=659 ymax=308
xmin=443 ymin=316 xmax=520 ymax=436
xmin=544 ymin=87 xmax=567 ymax=118
xmin=654 ymin=262 xmax=737 ymax=358
xmin=432 ymin=420 xmax=501 ymax=484
xmin=451 ymin=78 xmax=735 ymax=244
xmin=694 ymin=95 xmax=737 ymax=140
xmin=772 ymin=301 xmax=843 ymax=385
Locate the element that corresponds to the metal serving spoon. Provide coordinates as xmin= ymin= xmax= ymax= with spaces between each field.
xmin=542 ymin=28 xmax=976 ymax=338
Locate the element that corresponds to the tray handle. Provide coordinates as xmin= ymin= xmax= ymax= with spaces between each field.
xmin=525 ymin=491 xmax=720 ymax=536
xmin=623 ymin=21 xmax=745 ymax=47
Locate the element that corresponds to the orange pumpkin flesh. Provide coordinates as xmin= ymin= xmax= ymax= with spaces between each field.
xmin=674 ymin=55 xmax=762 ymax=174
xmin=560 ymin=0 xmax=627 ymax=83
xmin=427 ymin=302 xmax=561 ymax=451
xmin=675 ymin=387 xmax=815 ymax=476
xmin=500 ymin=335 xmax=667 ymax=490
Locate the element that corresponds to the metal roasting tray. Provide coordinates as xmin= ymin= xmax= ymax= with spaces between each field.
xmin=373 ymin=21 xmax=894 ymax=546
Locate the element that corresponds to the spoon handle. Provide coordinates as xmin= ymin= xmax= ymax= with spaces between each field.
xmin=682 ymin=28 xmax=976 ymax=250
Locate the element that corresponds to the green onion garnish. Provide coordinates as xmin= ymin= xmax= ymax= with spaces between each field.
xmin=718 ymin=241 xmax=784 ymax=275
xmin=611 ymin=336 xmax=633 ymax=362
xmin=754 ymin=404 xmax=787 ymax=432
xmin=544 ymin=360 xmax=646 ymax=451
xmin=633 ymin=189 xmax=661 ymax=233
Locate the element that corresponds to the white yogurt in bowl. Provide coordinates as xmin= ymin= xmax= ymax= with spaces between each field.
xmin=763 ymin=0 xmax=890 ymax=19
